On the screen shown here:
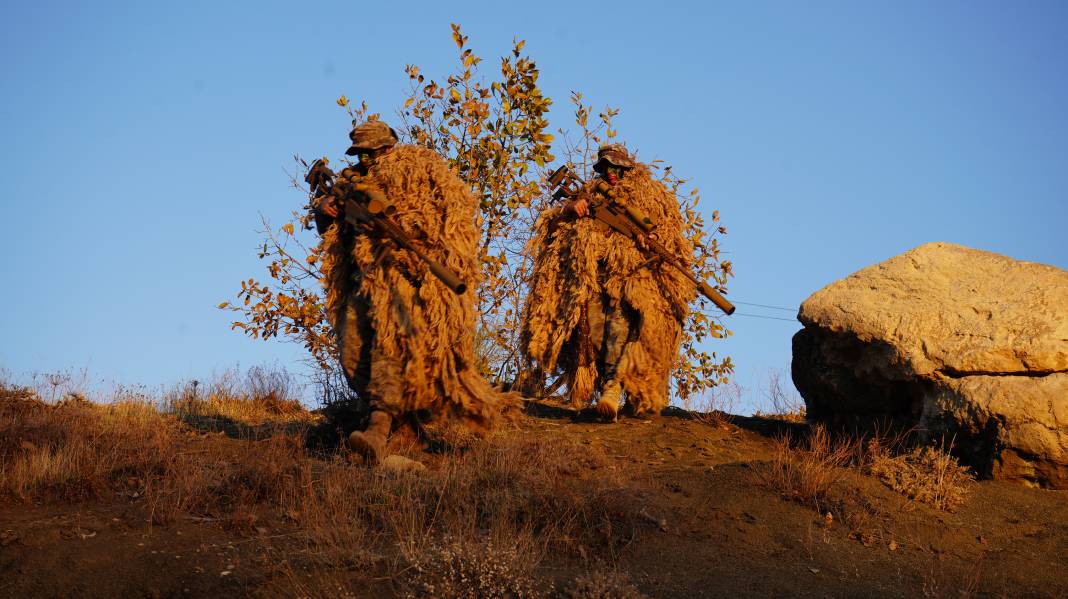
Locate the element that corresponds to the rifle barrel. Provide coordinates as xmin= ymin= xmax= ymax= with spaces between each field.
xmin=548 ymin=165 xmax=734 ymax=315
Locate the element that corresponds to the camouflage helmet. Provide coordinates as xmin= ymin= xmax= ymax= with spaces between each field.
xmin=345 ymin=120 xmax=399 ymax=156
xmin=592 ymin=144 xmax=636 ymax=174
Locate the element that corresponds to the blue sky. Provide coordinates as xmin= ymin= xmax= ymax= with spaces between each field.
xmin=2 ymin=1 xmax=1066 ymax=412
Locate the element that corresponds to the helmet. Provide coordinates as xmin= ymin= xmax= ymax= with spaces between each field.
xmin=345 ymin=121 xmax=399 ymax=156
xmin=592 ymin=144 xmax=636 ymax=174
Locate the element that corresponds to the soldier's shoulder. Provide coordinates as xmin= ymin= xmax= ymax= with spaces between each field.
xmin=389 ymin=144 xmax=445 ymax=163
xmin=629 ymin=164 xmax=659 ymax=183
xmin=376 ymin=145 xmax=451 ymax=176
xmin=631 ymin=166 xmax=673 ymax=194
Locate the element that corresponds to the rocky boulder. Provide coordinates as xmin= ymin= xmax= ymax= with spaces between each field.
xmin=792 ymin=242 xmax=1068 ymax=488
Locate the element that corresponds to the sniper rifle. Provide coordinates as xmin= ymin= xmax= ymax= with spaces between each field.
xmin=306 ymin=160 xmax=467 ymax=295
xmin=547 ymin=164 xmax=735 ymax=315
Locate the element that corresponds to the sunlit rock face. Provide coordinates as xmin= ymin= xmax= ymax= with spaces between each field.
xmin=792 ymin=242 xmax=1068 ymax=488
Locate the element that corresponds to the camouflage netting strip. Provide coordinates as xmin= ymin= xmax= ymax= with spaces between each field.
xmin=521 ymin=165 xmax=695 ymax=415
xmin=319 ymin=145 xmax=519 ymax=432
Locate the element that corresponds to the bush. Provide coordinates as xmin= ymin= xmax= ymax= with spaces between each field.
xmin=867 ymin=441 xmax=973 ymax=511
xmin=566 ymin=570 xmax=649 ymax=599
xmin=405 ymin=536 xmax=541 ymax=598
xmin=755 ymin=425 xmax=857 ymax=513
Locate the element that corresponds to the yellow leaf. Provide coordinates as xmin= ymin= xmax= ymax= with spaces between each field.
xmin=336 ymin=95 xmax=348 ymax=107
xmin=282 ymin=223 xmax=294 ymax=235
xmin=449 ymin=88 xmax=462 ymax=103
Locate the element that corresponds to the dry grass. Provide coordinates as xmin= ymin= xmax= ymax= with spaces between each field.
xmin=753 ymin=368 xmax=807 ymax=423
xmin=681 ymin=380 xmax=742 ymax=428
xmin=1 ymin=384 xmax=178 ymax=502
xmin=271 ymin=434 xmax=621 ymax=596
xmin=166 ymin=367 xmax=317 ymax=428
xmin=756 ymin=420 xmax=974 ymax=514
xmin=2 ymin=375 xmax=627 ymax=597
xmin=565 ymin=569 xmax=650 ymax=599
xmin=867 ymin=439 xmax=974 ymax=512
xmin=754 ymin=424 xmax=857 ymax=513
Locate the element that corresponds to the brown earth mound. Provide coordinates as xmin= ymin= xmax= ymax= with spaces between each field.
xmin=2 ymin=394 xmax=1067 ymax=598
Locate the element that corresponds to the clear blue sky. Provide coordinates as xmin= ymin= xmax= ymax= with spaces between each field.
xmin=3 ymin=1 xmax=1066 ymax=412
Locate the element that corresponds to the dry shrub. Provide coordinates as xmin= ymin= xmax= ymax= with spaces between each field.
xmin=167 ymin=368 xmax=317 ymax=431
xmin=565 ymin=570 xmax=649 ymax=599
xmin=867 ymin=440 xmax=974 ymax=511
xmin=405 ymin=536 xmax=542 ymax=598
xmin=0 ymin=396 xmax=176 ymax=502
xmin=755 ymin=425 xmax=857 ymax=513
xmin=268 ymin=435 xmax=619 ymax=596
xmin=681 ymin=380 xmax=741 ymax=428
xmin=753 ymin=369 xmax=806 ymax=423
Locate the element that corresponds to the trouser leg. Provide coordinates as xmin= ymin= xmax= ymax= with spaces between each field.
xmin=338 ymin=296 xmax=373 ymax=394
xmin=597 ymin=295 xmax=643 ymax=422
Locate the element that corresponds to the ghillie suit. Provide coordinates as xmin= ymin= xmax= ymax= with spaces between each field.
xmin=316 ymin=133 xmax=517 ymax=455
xmin=521 ymin=156 xmax=694 ymax=419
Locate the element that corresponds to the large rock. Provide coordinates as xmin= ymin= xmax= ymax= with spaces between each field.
xmin=792 ymin=242 xmax=1068 ymax=488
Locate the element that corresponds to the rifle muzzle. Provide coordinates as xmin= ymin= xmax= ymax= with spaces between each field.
xmin=698 ymin=281 xmax=736 ymax=315
xmin=427 ymin=259 xmax=467 ymax=295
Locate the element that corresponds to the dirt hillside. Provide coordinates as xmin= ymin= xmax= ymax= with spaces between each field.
xmin=2 ymin=397 xmax=1066 ymax=598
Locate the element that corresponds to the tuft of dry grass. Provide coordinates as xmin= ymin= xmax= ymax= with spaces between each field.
xmin=167 ymin=367 xmax=316 ymax=429
xmin=920 ymin=551 xmax=986 ymax=598
xmin=753 ymin=368 xmax=807 ymax=423
xmin=754 ymin=424 xmax=857 ymax=513
xmin=565 ymin=569 xmax=650 ymax=599
xmin=867 ymin=440 xmax=974 ymax=511
xmin=404 ymin=536 xmax=542 ymax=598
xmin=1 ymin=387 xmax=177 ymax=502
xmin=681 ymin=380 xmax=742 ymax=428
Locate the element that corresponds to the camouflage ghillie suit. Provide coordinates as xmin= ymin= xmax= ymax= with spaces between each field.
xmin=521 ymin=145 xmax=695 ymax=420
xmin=314 ymin=121 xmax=516 ymax=459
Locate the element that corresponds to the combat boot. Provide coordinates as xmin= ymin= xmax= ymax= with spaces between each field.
xmin=348 ymin=410 xmax=392 ymax=463
xmin=596 ymin=381 xmax=621 ymax=423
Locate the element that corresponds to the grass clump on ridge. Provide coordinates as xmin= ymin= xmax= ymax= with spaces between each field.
xmin=867 ymin=440 xmax=974 ymax=512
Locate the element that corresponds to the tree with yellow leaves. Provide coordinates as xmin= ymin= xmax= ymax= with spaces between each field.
xmin=221 ymin=24 xmax=732 ymax=405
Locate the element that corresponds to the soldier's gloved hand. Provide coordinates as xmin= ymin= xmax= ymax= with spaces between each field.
xmin=636 ymin=232 xmax=657 ymax=250
xmin=568 ymin=197 xmax=589 ymax=218
xmin=320 ymin=195 xmax=340 ymax=218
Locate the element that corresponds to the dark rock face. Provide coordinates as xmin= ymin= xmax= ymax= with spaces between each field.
xmin=792 ymin=328 xmax=926 ymax=422
xmin=792 ymin=242 xmax=1068 ymax=488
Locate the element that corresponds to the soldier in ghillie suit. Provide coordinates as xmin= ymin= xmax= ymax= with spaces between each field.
xmin=521 ymin=144 xmax=696 ymax=422
xmin=312 ymin=120 xmax=517 ymax=461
